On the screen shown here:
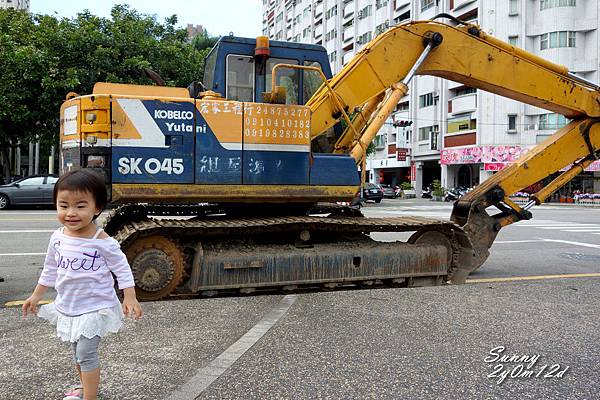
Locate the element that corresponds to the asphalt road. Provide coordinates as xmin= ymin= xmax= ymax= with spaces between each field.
xmin=361 ymin=198 xmax=600 ymax=280
xmin=1 ymin=199 xmax=600 ymax=303
xmin=1 ymin=200 xmax=599 ymax=399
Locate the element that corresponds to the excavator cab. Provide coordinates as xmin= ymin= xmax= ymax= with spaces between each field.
xmin=201 ymin=35 xmax=333 ymax=105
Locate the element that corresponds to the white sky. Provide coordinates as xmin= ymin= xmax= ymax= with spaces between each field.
xmin=30 ymin=0 xmax=263 ymax=38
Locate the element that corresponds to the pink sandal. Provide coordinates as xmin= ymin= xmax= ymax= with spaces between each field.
xmin=63 ymin=386 xmax=83 ymax=400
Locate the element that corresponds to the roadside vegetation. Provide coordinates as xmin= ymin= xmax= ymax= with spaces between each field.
xmin=0 ymin=5 xmax=217 ymax=181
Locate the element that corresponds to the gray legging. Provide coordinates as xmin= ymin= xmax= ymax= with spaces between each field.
xmin=71 ymin=336 xmax=101 ymax=372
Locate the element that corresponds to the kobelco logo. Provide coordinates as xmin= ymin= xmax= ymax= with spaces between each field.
xmin=154 ymin=110 xmax=194 ymax=120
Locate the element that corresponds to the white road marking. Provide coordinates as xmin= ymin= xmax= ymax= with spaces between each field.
xmin=0 ymin=212 xmax=55 ymax=215
xmin=0 ymin=230 xmax=55 ymax=233
xmin=562 ymin=229 xmax=600 ymax=232
xmin=540 ymin=239 xmax=600 ymax=249
xmin=0 ymin=252 xmax=46 ymax=256
xmin=494 ymin=240 xmax=545 ymax=244
xmin=538 ymin=226 xmax=600 ymax=230
xmin=165 ymin=295 xmax=297 ymax=399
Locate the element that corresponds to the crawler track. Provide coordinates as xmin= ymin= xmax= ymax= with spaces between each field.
xmin=104 ymin=205 xmax=475 ymax=300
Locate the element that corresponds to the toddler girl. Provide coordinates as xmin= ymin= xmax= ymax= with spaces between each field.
xmin=22 ymin=169 xmax=142 ymax=400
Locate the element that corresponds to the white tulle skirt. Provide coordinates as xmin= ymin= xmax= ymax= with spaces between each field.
xmin=38 ymin=303 xmax=124 ymax=343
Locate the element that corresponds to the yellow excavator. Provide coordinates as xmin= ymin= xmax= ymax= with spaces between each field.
xmin=59 ymin=17 xmax=600 ymax=300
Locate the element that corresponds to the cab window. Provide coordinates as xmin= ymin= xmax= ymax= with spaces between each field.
xmin=303 ymin=61 xmax=324 ymax=104
xmin=226 ymin=55 xmax=255 ymax=102
xmin=266 ymin=58 xmax=299 ymax=105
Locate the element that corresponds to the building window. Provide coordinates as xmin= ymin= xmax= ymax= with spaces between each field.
xmin=396 ymin=102 xmax=409 ymax=112
xmin=376 ymin=0 xmax=388 ymax=10
xmin=539 ymin=113 xmax=567 ymax=130
xmin=421 ymin=0 xmax=434 ymax=12
xmin=508 ymin=36 xmax=518 ymax=47
xmin=509 ymin=0 xmax=519 ymax=15
xmin=541 ymin=0 xmax=576 ymax=11
xmin=375 ymin=21 xmax=390 ymax=35
xmin=419 ymin=92 xmax=438 ymax=108
xmin=540 ymin=31 xmax=576 ymax=50
xmin=303 ymin=6 xmax=311 ymax=19
xmin=507 ymin=114 xmax=517 ymax=131
xmin=447 ymin=115 xmax=476 ymax=134
xmin=356 ymin=32 xmax=372 ymax=45
xmin=418 ymin=126 xmax=430 ymax=141
xmin=358 ymin=5 xmax=372 ymax=19
xmin=453 ymin=87 xmax=476 ymax=97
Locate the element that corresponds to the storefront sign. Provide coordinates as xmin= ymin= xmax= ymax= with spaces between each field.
xmin=441 ymin=146 xmax=525 ymax=165
xmin=397 ymin=148 xmax=407 ymax=161
xmin=586 ymin=161 xmax=600 ymax=171
xmin=560 ymin=160 xmax=600 ymax=172
xmin=484 ymin=163 xmax=508 ymax=171
xmin=410 ymin=161 xmax=416 ymax=181
xmin=486 ymin=160 xmax=600 ymax=172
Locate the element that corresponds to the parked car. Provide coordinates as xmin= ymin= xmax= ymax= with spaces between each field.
xmin=0 ymin=175 xmax=59 ymax=209
xmin=380 ymin=184 xmax=397 ymax=199
xmin=361 ymin=183 xmax=384 ymax=203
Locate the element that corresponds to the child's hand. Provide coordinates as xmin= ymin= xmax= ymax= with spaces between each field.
xmin=22 ymin=295 xmax=41 ymax=317
xmin=122 ymin=298 xmax=143 ymax=320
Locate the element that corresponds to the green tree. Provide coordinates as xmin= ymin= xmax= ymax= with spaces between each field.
xmin=0 ymin=5 xmax=214 ymax=181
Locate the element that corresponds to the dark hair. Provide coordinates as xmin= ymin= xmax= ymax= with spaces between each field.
xmin=53 ymin=169 xmax=108 ymax=219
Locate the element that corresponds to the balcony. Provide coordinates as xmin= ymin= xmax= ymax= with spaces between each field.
xmin=343 ymin=26 xmax=354 ymax=43
xmin=343 ymin=1 xmax=354 ymax=20
xmin=453 ymin=0 xmax=477 ymax=11
xmin=448 ymin=93 xmax=477 ymax=115
xmin=314 ymin=3 xmax=323 ymax=18
xmin=394 ymin=0 xmax=410 ymax=11
xmin=314 ymin=25 xmax=323 ymax=39
xmin=343 ymin=51 xmax=355 ymax=64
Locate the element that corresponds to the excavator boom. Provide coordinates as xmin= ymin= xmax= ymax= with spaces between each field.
xmin=302 ymin=19 xmax=600 ymax=279
xmin=307 ymin=20 xmax=600 ymax=139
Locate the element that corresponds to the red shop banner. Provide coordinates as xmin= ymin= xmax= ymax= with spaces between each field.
xmin=484 ymin=163 xmax=508 ymax=171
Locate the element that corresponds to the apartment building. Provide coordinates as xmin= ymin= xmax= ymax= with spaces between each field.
xmin=262 ymin=0 xmax=600 ymax=197
xmin=0 ymin=0 xmax=30 ymax=10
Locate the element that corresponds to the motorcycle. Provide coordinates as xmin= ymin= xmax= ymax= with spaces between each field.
xmin=394 ymin=186 xmax=403 ymax=198
xmin=444 ymin=186 xmax=470 ymax=202
xmin=421 ymin=186 xmax=432 ymax=199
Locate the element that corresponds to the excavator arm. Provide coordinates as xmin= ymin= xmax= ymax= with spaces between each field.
xmin=303 ymin=19 xmax=600 ymax=281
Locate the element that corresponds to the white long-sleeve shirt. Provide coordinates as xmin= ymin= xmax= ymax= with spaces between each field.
xmin=38 ymin=229 xmax=135 ymax=317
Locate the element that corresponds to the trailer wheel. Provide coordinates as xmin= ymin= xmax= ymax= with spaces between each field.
xmin=125 ymin=235 xmax=184 ymax=301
